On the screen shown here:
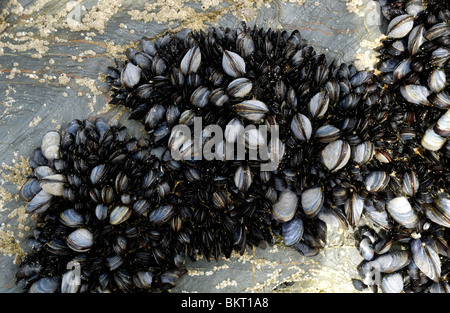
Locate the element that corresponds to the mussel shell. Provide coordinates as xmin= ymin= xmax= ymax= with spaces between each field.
xmin=344 ymin=193 xmax=364 ymax=227
xmin=90 ymin=164 xmax=108 ymax=185
xmin=307 ymin=91 xmax=329 ymax=119
xmin=364 ymin=171 xmax=389 ymax=192
xmin=381 ymin=273 xmax=404 ymax=293
xmin=421 ymin=126 xmax=446 ymax=151
xmin=369 ymin=251 xmax=411 ymax=273
xmin=225 ymin=118 xmax=244 ymax=144
xmin=60 ymin=209 xmax=84 ymax=227
xmin=25 ymin=190 xmax=52 ymax=213
xmin=109 ymin=205 xmax=132 ymax=225
xmin=180 ymin=46 xmax=201 ymax=75
xmin=234 ymin=164 xmax=252 ymax=192
xmin=133 ymin=271 xmax=153 ymax=289
xmin=222 ymin=50 xmax=245 ymax=77
xmin=145 ymin=104 xmax=166 ymax=129
xmin=95 ymin=204 xmax=108 ymax=221
xmin=386 ymin=196 xmax=419 ymax=229
xmin=411 ymin=238 xmax=441 ymax=282
xmin=29 ymin=277 xmax=61 ymax=293
xmin=291 ymin=113 xmax=312 ymax=141
xmin=227 ymin=77 xmax=252 ymax=98
xmin=234 ymin=100 xmax=269 ymax=122
xmin=41 ymin=131 xmax=61 ymax=160
xmin=386 ymin=14 xmax=414 ymax=38
xmin=408 ymin=24 xmax=425 ymax=56
xmin=149 ymin=205 xmax=174 ymax=224
xmin=321 ymin=140 xmax=351 ymax=172
xmin=359 ymin=238 xmax=375 ymax=261
xmin=428 ymin=68 xmax=447 ymax=93
xmin=39 ymin=174 xmax=66 ymax=196
xmin=400 ymin=85 xmax=430 ymax=105
xmin=20 ymin=179 xmax=42 ymax=201
xmin=34 ymin=166 xmax=55 ymax=179
xmin=209 ymin=88 xmax=229 ymax=107
xmin=132 ymin=199 xmax=150 ymax=215
xmin=61 ymin=270 xmax=80 ymax=293
xmin=190 ymin=86 xmax=210 ymax=108
xmin=402 ymin=171 xmax=419 ymax=197
xmin=301 ymin=187 xmax=324 ymax=219
xmin=425 ymin=195 xmax=450 ymax=228
xmin=282 ymin=218 xmax=304 ymax=246
xmin=66 ymin=228 xmax=93 ymax=252
xmin=314 ymin=124 xmax=341 ymax=143
xmin=121 ymin=62 xmax=141 ymax=88
xmin=352 ymin=141 xmax=374 ymax=165
xmin=435 ymin=110 xmax=450 ymax=137
xmin=425 ymin=22 xmax=450 ymax=41
xmin=272 ymin=189 xmax=298 ymax=223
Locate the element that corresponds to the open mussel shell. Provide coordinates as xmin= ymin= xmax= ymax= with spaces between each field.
xmin=109 ymin=205 xmax=132 ymax=225
xmin=66 ymin=228 xmax=93 ymax=252
xmin=411 ymin=238 xmax=441 ymax=282
xmin=386 ymin=14 xmax=414 ymax=38
xmin=272 ymin=189 xmax=298 ymax=223
xmin=386 ymin=196 xmax=419 ymax=229
xmin=321 ymin=140 xmax=351 ymax=172
xmin=381 ymin=273 xmax=404 ymax=293
xmin=301 ymin=187 xmax=324 ymax=219
xmin=282 ymin=218 xmax=304 ymax=247
xmin=61 ymin=269 xmax=81 ymax=293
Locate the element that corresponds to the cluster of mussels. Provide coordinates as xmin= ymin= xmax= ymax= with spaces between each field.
xmin=16 ymin=0 xmax=450 ymax=293
xmin=350 ymin=0 xmax=450 ymax=293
